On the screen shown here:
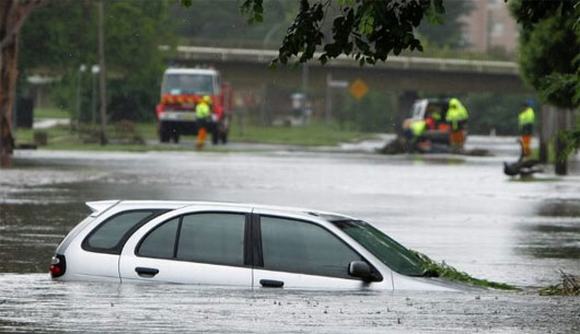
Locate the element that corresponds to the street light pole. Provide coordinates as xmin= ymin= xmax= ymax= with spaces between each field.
xmin=91 ymin=65 xmax=99 ymax=128
xmin=97 ymin=0 xmax=107 ymax=145
xmin=75 ymin=64 xmax=86 ymax=132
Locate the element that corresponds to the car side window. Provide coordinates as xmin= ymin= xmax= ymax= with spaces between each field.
xmin=177 ymin=213 xmax=245 ymax=266
xmin=137 ymin=218 xmax=179 ymax=259
xmin=260 ymin=216 xmax=363 ymax=279
xmin=136 ymin=213 xmax=246 ymax=267
xmin=83 ymin=210 xmax=164 ymax=254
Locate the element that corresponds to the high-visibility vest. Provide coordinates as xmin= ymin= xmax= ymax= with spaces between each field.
xmin=518 ymin=107 xmax=535 ymax=127
xmin=410 ymin=120 xmax=426 ymax=137
xmin=431 ymin=111 xmax=442 ymax=121
xmin=195 ymin=102 xmax=211 ymax=119
xmin=446 ymin=98 xmax=468 ymax=122
xmin=446 ymin=98 xmax=468 ymax=130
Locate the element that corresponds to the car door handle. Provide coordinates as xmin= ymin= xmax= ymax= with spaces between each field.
xmin=260 ymin=279 xmax=284 ymax=288
xmin=135 ymin=267 xmax=159 ymax=278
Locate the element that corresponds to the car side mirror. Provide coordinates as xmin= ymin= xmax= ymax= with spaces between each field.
xmin=348 ymin=261 xmax=374 ymax=282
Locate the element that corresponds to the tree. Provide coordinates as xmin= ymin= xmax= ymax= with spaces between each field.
xmin=19 ymin=0 xmax=172 ymax=122
xmin=238 ymin=0 xmax=446 ymax=65
xmin=510 ymin=0 xmax=580 ymax=109
xmin=0 ymin=0 xmax=46 ymax=167
xmin=509 ymin=0 xmax=580 ymax=174
xmin=416 ymin=0 xmax=473 ymax=49
xmin=172 ymin=0 xmax=296 ymax=49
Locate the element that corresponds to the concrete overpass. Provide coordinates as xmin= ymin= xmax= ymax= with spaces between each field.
xmin=168 ymin=46 xmax=525 ymax=94
xmin=165 ymin=46 xmax=527 ymax=125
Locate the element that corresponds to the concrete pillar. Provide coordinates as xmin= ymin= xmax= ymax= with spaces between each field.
xmin=396 ymin=91 xmax=418 ymax=134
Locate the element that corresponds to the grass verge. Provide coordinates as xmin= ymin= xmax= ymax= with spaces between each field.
xmin=413 ymin=250 xmax=519 ymax=290
xmin=15 ymin=121 xmax=376 ymax=151
xmin=34 ymin=107 xmax=70 ymax=119
xmin=229 ymin=123 xmax=378 ymax=146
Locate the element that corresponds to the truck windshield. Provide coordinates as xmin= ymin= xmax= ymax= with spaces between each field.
xmin=331 ymin=220 xmax=426 ymax=277
xmin=162 ymin=74 xmax=214 ymax=95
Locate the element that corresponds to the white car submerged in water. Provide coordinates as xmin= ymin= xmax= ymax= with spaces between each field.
xmin=50 ymin=200 xmax=458 ymax=291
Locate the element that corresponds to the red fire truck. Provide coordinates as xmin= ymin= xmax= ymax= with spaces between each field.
xmin=155 ymin=68 xmax=232 ymax=144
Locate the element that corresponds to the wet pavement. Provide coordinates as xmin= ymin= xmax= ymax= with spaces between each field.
xmin=1 ymin=137 xmax=579 ymax=332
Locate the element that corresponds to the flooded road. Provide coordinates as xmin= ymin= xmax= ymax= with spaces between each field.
xmin=0 ymin=274 xmax=579 ymax=333
xmin=1 ymin=138 xmax=579 ymax=332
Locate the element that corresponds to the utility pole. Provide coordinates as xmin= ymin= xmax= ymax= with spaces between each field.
xmin=97 ymin=0 xmax=107 ymax=145
xmin=75 ymin=64 xmax=86 ymax=132
xmin=91 ymin=65 xmax=99 ymax=128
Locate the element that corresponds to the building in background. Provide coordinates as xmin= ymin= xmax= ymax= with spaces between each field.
xmin=461 ymin=0 xmax=519 ymax=55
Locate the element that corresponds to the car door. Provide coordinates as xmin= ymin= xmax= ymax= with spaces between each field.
xmin=119 ymin=205 xmax=252 ymax=286
xmin=252 ymin=209 xmax=386 ymax=290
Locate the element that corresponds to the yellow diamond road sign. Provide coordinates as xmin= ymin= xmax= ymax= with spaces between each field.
xmin=349 ymin=79 xmax=369 ymax=100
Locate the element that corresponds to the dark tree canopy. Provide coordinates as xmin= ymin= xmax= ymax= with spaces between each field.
xmin=239 ymin=0 xmax=445 ymax=65
xmin=416 ymin=0 xmax=473 ymax=49
xmin=509 ymin=0 xmax=580 ymax=109
xmin=20 ymin=0 xmax=173 ymax=121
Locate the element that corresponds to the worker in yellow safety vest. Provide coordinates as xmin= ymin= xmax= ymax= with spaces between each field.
xmin=445 ymin=98 xmax=469 ymax=151
xmin=195 ymin=96 xmax=212 ymax=150
xmin=409 ymin=119 xmax=427 ymax=152
xmin=518 ymin=102 xmax=535 ymax=158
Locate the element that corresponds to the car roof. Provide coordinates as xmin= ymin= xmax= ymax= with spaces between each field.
xmin=86 ymin=200 xmax=353 ymax=222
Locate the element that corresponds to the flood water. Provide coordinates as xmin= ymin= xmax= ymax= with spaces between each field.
xmin=1 ymin=136 xmax=579 ymax=332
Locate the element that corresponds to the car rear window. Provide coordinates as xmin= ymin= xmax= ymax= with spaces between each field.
xmin=83 ymin=210 xmax=166 ymax=254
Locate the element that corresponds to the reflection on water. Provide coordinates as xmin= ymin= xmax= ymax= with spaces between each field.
xmin=0 ymin=274 xmax=579 ymax=333
xmin=515 ymin=201 xmax=580 ymax=261
xmin=0 ymin=203 xmax=85 ymax=273
xmin=537 ymin=200 xmax=580 ymax=217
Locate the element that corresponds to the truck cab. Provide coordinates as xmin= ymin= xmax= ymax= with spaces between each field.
xmin=155 ymin=68 xmax=231 ymax=144
xmin=404 ymin=98 xmax=453 ymax=145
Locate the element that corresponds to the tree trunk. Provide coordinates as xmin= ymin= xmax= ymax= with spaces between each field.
xmin=0 ymin=0 xmax=46 ymax=168
xmin=1 ymin=1 xmax=18 ymax=168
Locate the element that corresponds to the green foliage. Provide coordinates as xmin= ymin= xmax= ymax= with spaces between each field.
xmin=230 ymin=122 xmax=376 ymax=146
xmin=510 ymin=0 xmax=580 ymax=109
xmin=241 ymin=0 xmax=445 ymax=65
xmin=509 ymin=0 xmax=577 ymax=28
xmin=539 ymin=270 xmax=580 ymax=296
xmin=413 ymin=251 xmax=519 ymax=290
xmin=463 ymin=93 xmax=534 ymax=135
xmin=338 ymin=91 xmax=397 ymax=133
xmin=417 ymin=0 xmax=473 ymax=49
xmin=559 ymin=128 xmax=580 ymax=160
xmin=240 ymin=0 xmax=265 ymax=23
xmin=172 ymin=0 xmax=295 ymax=49
xmin=20 ymin=0 xmax=174 ymax=122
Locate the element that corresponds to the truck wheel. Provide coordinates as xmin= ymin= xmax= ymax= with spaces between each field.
xmin=171 ymin=132 xmax=180 ymax=144
xmin=211 ymin=129 xmax=219 ymax=145
xmin=219 ymin=131 xmax=228 ymax=144
xmin=159 ymin=123 xmax=171 ymax=143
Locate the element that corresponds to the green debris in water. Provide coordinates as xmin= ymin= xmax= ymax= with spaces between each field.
xmin=412 ymin=250 xmax=519 ymax=291
xmin=539 ymin=271 xmax=580 ymax=296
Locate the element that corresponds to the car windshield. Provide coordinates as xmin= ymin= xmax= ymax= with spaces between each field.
xmin=332 ymin=220 xmax=426 ymax=277
xmin=162 ymin=74 xmax=214 ymax=95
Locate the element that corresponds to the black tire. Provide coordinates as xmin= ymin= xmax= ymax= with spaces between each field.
xmin=159 ymin=123 xmax=170 ymax=143
xmin=211 ymin=128 xmax=219 ymax=145
xmin=171 ymin=131 xmax=180 ymax=144
xmin=219 ymin=131 xmax=228 ymax=144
